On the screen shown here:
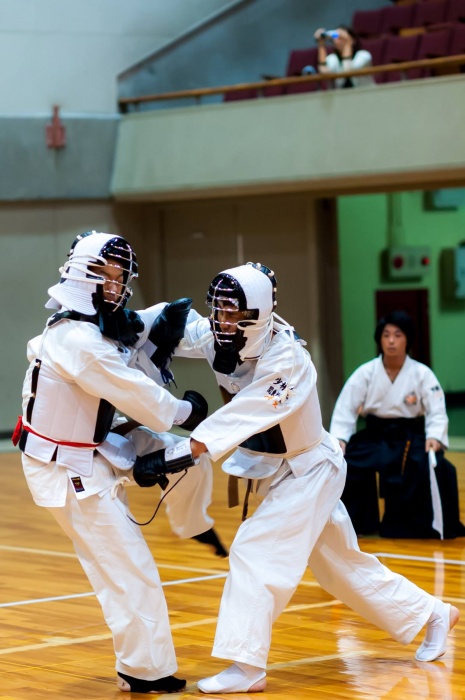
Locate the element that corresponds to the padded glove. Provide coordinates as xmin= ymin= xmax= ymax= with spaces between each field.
xmin=149 ymin=298 xmax=193 ymax=381
xmin=133 ymin=438 xmax=196 ymax=489
xmin=179 ymin=390 xmax=208 ymax=431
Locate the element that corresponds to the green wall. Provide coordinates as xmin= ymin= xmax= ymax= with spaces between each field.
xmin=338 ymin=190 xmax=465 ymax=394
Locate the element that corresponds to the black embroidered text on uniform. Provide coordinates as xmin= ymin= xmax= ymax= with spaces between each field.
xmin=265 ymin=377 xmax=293 ymax=407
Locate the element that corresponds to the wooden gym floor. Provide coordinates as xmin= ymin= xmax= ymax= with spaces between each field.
xmin=1 ymin=448 xmax=465 ymax=699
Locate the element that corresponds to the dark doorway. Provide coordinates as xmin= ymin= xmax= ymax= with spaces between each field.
xmin=375 ymin=289 xmax=430 ymax=366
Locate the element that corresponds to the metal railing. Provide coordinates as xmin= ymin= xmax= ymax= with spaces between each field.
xmin=118 ymin=53 xmax=465 ymax=112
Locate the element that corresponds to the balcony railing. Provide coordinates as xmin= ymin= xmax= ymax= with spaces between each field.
xmin=118 ymin=53 xmax=465 ymax=112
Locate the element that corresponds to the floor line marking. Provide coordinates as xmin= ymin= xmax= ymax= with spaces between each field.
xmin=5 ymin=545 xmax=464 ymax=569
xmin=268 ymin=649 xmax=375 ymax=669
xmin=0 ymin=601 xmax=340 ymax=656
xmin=0 ymin=574 xmax=228 ymax=609
xmin=373 ymin=552 xmax=465 ymax=566
xmin=0 ymin=592 xmax=96 ymax=608
xmin=2 ymin=548 xmax=463 ymax=611
xmin=0 ymin=545 xmax=224 ymax=574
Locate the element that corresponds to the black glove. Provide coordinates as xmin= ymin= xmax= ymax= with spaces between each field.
xmin=178 ymin=390 xmax=208 ymax=431
xmin=148 ymin=298 xmax=193 ymax=381
xmin=133 ymin=438 xmax=196 ymax=489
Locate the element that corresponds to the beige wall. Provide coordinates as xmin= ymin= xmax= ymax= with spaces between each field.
xmin=0 ymin=201 xmax=147 ymax=431
xmin=118 ymin=195 xmax=341 ymax=425
xmin=112 ymin=75 xmax=465 ymax=199
xmin=1 ymin=194 xmax=341 ymax=433
xmin=0 ymin=0 xmax=232 ymax=114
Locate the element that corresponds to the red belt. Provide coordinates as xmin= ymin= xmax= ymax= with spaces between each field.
xmin=12 ymin=416 xmax=101 ymax=449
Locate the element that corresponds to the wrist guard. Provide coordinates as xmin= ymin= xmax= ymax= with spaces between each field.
xmin=133 ymin=438 xmax=196 ymax=489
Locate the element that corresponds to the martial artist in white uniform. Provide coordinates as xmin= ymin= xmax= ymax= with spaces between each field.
xmin=17 ymin=231 xmax=215 ymax=695
xmin=135 ymin=263 xmax=460 ymax=693
xmin=330 ymin=311 xmax=465 ymax=539
xmin=331 ymin=355 xmax=449 ymax=446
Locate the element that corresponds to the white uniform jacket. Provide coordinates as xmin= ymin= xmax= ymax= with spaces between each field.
xmin=329 ymin=355 xmax=449 ymax=447
xmin=178 ymin=318 xmax=339 ymax=480
xmin=322 ymin=50 xmax=375 ymax=88
xmin=21 ymin=313 xmax=180 ymax=506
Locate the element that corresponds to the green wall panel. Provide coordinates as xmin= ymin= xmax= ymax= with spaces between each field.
xmin=338 ymin=191 xmax=465 ymax=394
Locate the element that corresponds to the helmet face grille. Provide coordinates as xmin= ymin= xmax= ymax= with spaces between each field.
xmin=206 ymin=263 xmax=278 ymax=364
xmin=50 ymin=232 xmax=139 ymax=315
xmin=206 ymin=274 xmax=255 ymax=348
xmin=95 ymin=237 xmax=138 ymax=311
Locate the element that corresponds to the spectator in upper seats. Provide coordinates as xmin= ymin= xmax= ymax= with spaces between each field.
xmin=313 ymin=25 xmax=375 ymax=88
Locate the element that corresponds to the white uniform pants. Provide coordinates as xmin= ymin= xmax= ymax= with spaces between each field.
xmin=50 ymin=487 xmax=177 ymax=680
xmin=127 ymin=427 xmax=214 ymax=538
xmin=212 ymin=457 xmax=436 ymax=668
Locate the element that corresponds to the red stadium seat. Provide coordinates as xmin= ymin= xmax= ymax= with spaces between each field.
xmin=285 ymin=48 xmax=319 ymax=75
xmin=408 ymin=28 xmax=452 ymax=79
xmin=449 ymin=22 xmax=465 ymax=54
xmin=284 ymin=48 xmax=320 ymax=94
xmin=261 ymin=84 xmax=285 ymax=98
xmin=446 ymin=0 xmax=465 ymax=23
xmin=223 ymin=88 xmax=258 ymax=102
xmin=381 ymin=4 xmax=416 ymax=35
xmin=382 ymin=34 xmax=422 ymax=82
xmin=352 ymin=8 xmax=386 ymax=38
xmin=359 ymin=37 xmax=388 ymax=84
xmin=413 ymin=0 xmax=449 ymax=29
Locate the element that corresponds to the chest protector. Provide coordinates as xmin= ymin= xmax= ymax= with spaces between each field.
xmin=20 ymin=357 xmax=115 ymax=475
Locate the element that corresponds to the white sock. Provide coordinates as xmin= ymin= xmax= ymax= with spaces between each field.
xmin=415 ymin=601 xmax=451 ymax=662
xmin=197 ymin=662 xmax=266 ymax=693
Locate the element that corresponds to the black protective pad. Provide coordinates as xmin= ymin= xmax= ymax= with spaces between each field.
xmin=117 ymin=672 xmax=186 ymax=693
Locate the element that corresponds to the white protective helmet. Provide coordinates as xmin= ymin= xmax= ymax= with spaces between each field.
xmin=46 ymin=231 xmax=138 ymax=315
xmin=206 ymin=262 xmax=277 ymax=363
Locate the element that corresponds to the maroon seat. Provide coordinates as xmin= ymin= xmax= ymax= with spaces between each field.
xmin=261 ymin=84 xmax=285 ymax=98
xmin=446 ymin=0 xmax=465 ymax=23
xmin=284 ymin=48 xmax=320 ymax=94
xmin=285 ymin=48 xmax=319 ymax=75
xmin=360 ymin=37 xmax=388 ymax=84
xmin=223 ymin=88 xmax=259 ymax=102
xmin=382 ymin=34 xmax=422 ymax=82
xmin=408 ymin=28 xmax=452 ymax=79
xmin=449 ymin=22 xmax=465 ymax=54
xmin=381 ymin=4 xmax=416 ymax=35
xmin=423 ymin=0 xmax=465 ymax=34
xmin=412 ymin=0 xmax=449 ymax=30
xmin=352 ymin=8 xmax=386 ymax=38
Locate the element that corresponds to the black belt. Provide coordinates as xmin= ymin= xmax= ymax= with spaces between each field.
xmin=365 ymin=415 xmax=425 ymax=440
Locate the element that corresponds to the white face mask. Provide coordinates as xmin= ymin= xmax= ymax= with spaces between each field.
xmin=45 ymin=232 xmax=138 ymax=316
xmin=207 ymin=263 xmax=277 ymax=361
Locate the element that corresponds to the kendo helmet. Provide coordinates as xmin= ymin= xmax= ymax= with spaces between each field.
xmin=206 ymin=262 xmax=277 ymax=364
xmin=46 ymin=231 xmax=138 ymax=316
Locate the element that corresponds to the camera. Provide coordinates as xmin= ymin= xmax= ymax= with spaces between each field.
xmin=321 ymin=30 xmax=339 ymax=40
